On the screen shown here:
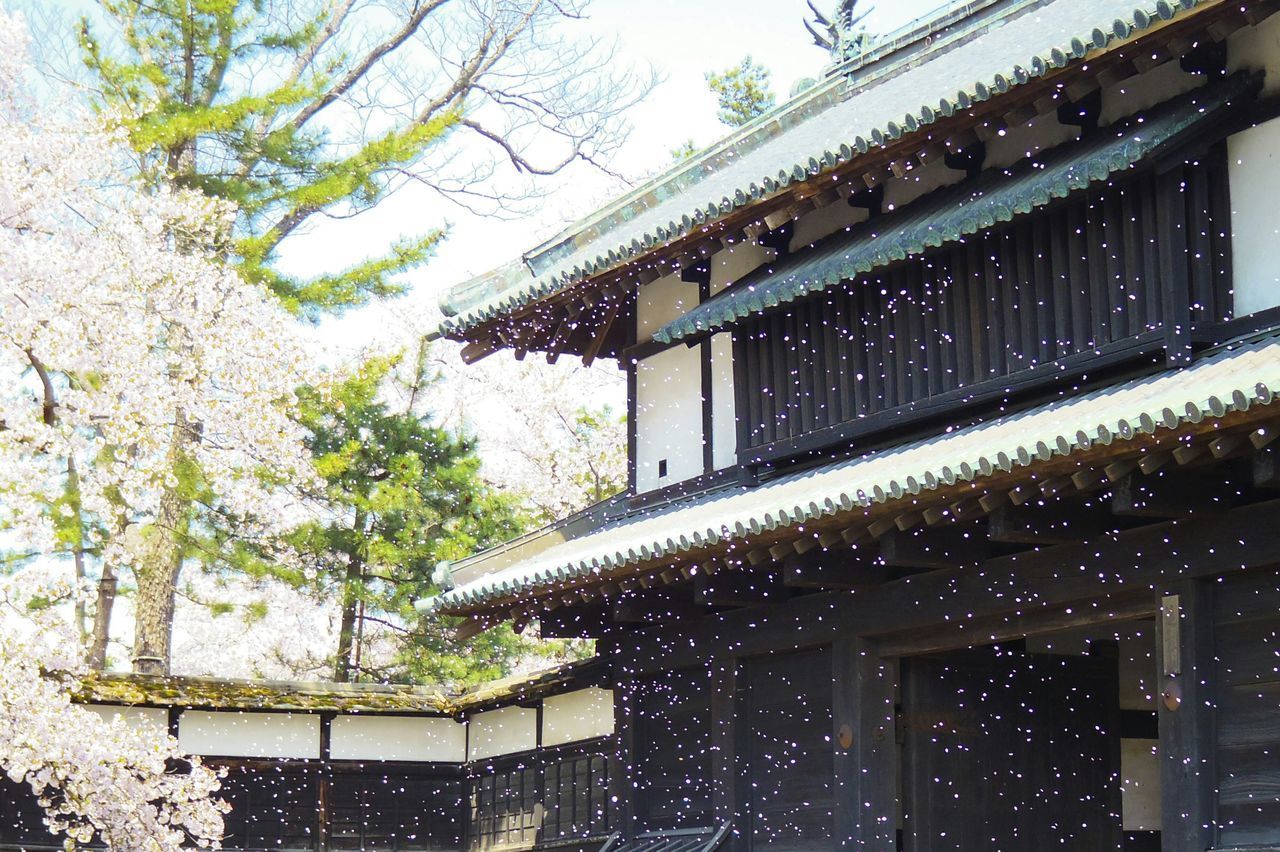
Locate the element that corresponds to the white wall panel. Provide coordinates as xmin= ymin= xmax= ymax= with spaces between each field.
xmin=710 ymin=241 xmax=772 ymax=295
xmin=330 ymin=714 xmax=466 ymax=762
xmin=85 ymin=704 xmax=168 ymax=736
xmin=541 ymin=688 xmax=614 ymax=747
xmin=636 ymin=345 xmax=704 ymax=492
xmin=1228 ymin=115 xmax=1280 ymax=316
xmin=178 ymin=710 xmax=320 ymax=759
xmin=1229 ymin=9 xmax=1280 ymax=96
xmin=468 ymin=705 xmax=538 ymax=760
xmin=1120 ymin=738 xmax=1161 ymax=831
xmin=637 ymin=274 xmax=699 ymax=339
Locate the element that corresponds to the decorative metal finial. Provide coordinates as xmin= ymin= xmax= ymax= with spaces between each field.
xmin=805 ymin=0 xmax=876 ymax=63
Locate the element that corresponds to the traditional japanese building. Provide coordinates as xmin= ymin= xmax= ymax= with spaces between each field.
xmin=421 ymin=0 xmax=1280 ymax=850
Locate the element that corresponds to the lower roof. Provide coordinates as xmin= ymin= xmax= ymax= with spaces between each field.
xmin=421 ymin=330 xmax=1280 ymax=616
xmin=80 ymin=658 xmax=605 ymax=715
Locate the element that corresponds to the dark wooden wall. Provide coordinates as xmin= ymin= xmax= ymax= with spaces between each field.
xmin=737 ymin=647 xmax=835 ymax=851
xmin=1213 ymin=565 xmax=1280 ymax=848
xmin=735 ymin=151 xmax=1232 ymax=454
xmin=633 ymin=665 xmax=714 ymax=832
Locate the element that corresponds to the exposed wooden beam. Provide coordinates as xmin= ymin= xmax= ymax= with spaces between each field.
xmin=782 ymin=551 xmax=891 ymax=590
xmin=622 ymin=498 xmax=1280 ymax=675
xmin=1112 ymin=471 xmax=1240 ymax=518
xmin=612 ymin=589 xmax=703 ymax=624
xmin=539 ymin=604 xmax=612 ymax=638
xmin=580 ymin=298 xmax=623 ymax=367
xmin=879 ymin=524 xmax=988 ymax=570
xmin=988 ymin=502 xmax=1112 ymax=546
xmin=1254 ymin=445 xmax=1280 ymax=489
xmin=694 ymin=569 xmax=788 ymax=607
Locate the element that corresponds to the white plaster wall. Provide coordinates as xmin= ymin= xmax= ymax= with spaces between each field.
xmin=636 ymin=344 xmax=704 ymax=492
xmin=882 ymin=159 xmax=966 ymax=212
xmin=1229 ymin=8 xmax=1280 ymax=97
xmin=1121 ymin=738 xmax=1161 ymax=831
xmin=1228 ymin=115 xmax=1280 ymax=316
xmin=468 ymin=705 xmax=538 ymax=760
xmin=1099 ymin=60 xmax=1200 ymax=126
xmin=85 ymin=704 xmax=168 ymax=736
xmin=710 ymin=241 xmax=773 ymax=295
xmin=541 ymin=688 xmax=614 ymax=747
xmin=790 ymin=199 xmax=868 ymax=251
xmin=637 ymin=273 xmax=699 ymax=340
xmin=178 ymin=710 xmax=320 ymax=759
xmin=710 ymin=333 xmax=736 ymax=470
xmin=329 ymin=714 xmax=467 ymax=762
xmin=982 ymin=111 xmax=1079 ymax=171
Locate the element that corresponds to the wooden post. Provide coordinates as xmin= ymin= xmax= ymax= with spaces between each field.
xmin=1155 ymin=581 xmax=1216 ymax=851
xmin=710 ymin=660 xmax=738 ymax=836
xmin=833 ymin=635 xmax=897 ymax=849
xmin=610 ymin=665 xmax=637 ymax=841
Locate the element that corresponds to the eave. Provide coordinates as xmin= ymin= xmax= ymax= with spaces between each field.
xmin=419 ymin=331 xmax=1280 ymax=624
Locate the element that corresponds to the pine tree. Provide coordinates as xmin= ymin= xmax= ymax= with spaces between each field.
xmin=67 ymin=0 xmax=649 ymax=673
xmin=290 ymin=347 xmax=530 ymax=684
xmin=705 ymin=56 xmax=776 ymax=128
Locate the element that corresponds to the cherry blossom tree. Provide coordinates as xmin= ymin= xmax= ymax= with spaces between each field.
xmin=0 ymin=566 xmax=227 ymax=848
xmin=0 ymin=6 xmax=318 ymax=675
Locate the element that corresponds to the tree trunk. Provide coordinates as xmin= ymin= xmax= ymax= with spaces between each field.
xmin=132 ymin=414 xmax=196 ymax=675
xmin=332 ymin=535 xmax=365 ymax=683
xmin=87 ymin=563 xmax=117 ymax=670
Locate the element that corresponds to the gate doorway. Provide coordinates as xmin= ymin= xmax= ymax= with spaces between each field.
xmin=900 ymin=642 xmax=1123 ymax=851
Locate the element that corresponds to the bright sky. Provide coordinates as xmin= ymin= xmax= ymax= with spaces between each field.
xmin=283 ymin=0 xmax=946 ymax=359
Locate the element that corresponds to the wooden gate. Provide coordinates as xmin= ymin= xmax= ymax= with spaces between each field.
xmin=900 ymin=645 xmax=1122 ymax=851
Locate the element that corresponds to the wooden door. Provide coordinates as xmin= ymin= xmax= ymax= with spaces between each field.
xmin=901 ymin=645 xmax=1121 ymax=851
xmin=737 ymin=646 xmax=835 ymax=852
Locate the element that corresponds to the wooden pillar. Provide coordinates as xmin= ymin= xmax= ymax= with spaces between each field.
xmin=710 ymin=659 xmax=738 ymax=833
xmin=833 ymin=635 xmax=898 ymax=850
xmin=610 ymin=665 xmax=637 ymax=841
xmin=1155 ymin=581 xmax=1216 ymax=851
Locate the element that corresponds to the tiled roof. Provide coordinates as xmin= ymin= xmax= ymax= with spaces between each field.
xmin=434 ymin=0 xmax=1216 ymax=340
xmin=80 ymin=658 xmax=603 ymax=714
xmin=654 ymin=72 xmax=1258 ymax=344
xmin=420 ymin=332 xmax=1280 ymax=614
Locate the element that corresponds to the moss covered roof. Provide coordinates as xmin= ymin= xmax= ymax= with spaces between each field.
xmin=79 ymin=658 xmax=604 ymax=716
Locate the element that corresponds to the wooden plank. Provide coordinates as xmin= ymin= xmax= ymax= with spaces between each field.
xmin=1155 ymin=580 xmax=1216 ymax=852
xmin=581 ymin=298 xmax=622 ymax=368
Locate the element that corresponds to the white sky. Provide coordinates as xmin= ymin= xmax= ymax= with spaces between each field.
xmin=283 ymin=0 xmax=946 ymax=360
